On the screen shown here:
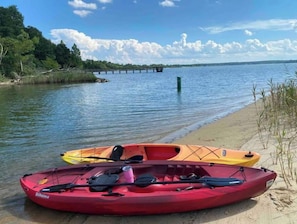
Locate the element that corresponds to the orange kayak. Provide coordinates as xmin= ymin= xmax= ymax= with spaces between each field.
xmin=60 ymin=143 xmax=260 ymax=167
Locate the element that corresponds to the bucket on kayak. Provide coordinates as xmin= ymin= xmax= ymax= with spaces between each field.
xmin=122 ymin=165 xmax=134 ymax=183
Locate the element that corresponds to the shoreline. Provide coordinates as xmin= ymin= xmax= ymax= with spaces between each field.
xmin=173 ymin=102 xmax=259 ymax=149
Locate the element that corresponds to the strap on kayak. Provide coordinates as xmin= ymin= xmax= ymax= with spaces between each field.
xmin=180 ymin=173 xmax=199 ymax=180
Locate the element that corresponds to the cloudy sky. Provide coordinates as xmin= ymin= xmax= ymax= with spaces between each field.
xmin=2 ymin=0 xmax=297 ymax=65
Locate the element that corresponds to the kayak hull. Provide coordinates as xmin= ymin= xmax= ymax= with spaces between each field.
xmin=20 ymin=160 xmax=276 ymax=215
xmin=60 ymin=143 xmax=260 ymax=167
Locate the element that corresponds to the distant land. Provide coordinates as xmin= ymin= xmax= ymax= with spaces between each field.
xmin=167 ymin=59 xmax=297 ymax=68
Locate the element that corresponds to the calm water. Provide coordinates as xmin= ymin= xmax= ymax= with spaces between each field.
xmin=0 ymin=63 xmax=296 ymax=222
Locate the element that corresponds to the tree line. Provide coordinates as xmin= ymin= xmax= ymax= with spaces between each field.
xmin=0 ymin=5 xmax=163 ymax=80
xmin=0 ymin=6 xmax=86 ymax=79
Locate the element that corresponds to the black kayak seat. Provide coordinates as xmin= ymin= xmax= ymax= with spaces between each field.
xmin=110 ymin=145 xmax=124 ymax=161
xmin=88 ymin=174 xmax=119 ymax=192
xmin=134 ymin=174 xmax=157 ymax=187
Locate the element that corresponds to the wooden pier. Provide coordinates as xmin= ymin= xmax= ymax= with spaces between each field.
xmin=89 ymin=67 xmax=163 ymax=74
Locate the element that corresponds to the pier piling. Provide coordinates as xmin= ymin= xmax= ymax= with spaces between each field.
xmin=177 ymin=77 xmax=181 ymax=92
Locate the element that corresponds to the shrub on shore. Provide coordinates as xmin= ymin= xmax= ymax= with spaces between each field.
xmin=0 ymin=74 xmax=10 ymax=82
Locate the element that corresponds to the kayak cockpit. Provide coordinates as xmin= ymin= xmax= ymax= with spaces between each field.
xmin=121 ymin=144 xmax=180 ymax=160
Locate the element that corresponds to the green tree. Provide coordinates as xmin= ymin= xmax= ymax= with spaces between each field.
xmin=0 ymin=30 xmax=35 ymax=77
xmin=1 ymin=37 xmax=19 ymax=77
xmin=0 ymin=42 xmax=8 ymax=66
xmin=25 ymin=26 xmax=56 ymax=62
xmin=55 ymin=41 xmax=70 ymax=68
xmin=14 ymin=30 xmax=35 ymax=75
xmin=70 ymin=43 xmax=82 ymax=68
xmin=0 ymin=5 xmax=24 ymax=37
xmin=41 ymin=57 xmax=60 ymax=70
xmin=35 ymin=37 xmax=56 ymax=61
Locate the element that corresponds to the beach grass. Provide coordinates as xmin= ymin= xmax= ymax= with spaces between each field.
xmin=253 ymin=74 xmax=297 ymax=187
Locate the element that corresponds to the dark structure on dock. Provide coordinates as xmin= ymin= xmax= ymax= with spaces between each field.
xmin=156 ymin=67 xmax=163 ymax=72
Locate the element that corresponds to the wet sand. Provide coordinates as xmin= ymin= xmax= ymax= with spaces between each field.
xmin=1 ymin=102 xmax=296 ymax=224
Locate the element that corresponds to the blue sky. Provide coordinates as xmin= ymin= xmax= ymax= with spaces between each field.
xmin=1 ymin=0 xmax=297 ymax=65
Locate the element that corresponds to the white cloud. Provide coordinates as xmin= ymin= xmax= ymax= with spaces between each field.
xmin=204 ymin=40 xmax=224 ymax=54
xmin=50 ymin=29 xmax=297 ymax=64
xmin=98 ymin=0 xmax=112 ymax=3
xmin=172 ymin=33 xmax=187 ymax=48
xmin=245 ymin=39 xmax=267 ymax=51
xmin=68 ymin=0 xmax=97 ymax=9
xmin=266 ymin=39 xmax=297 ymax=52
xmin=159 ymin=0 xmax=177 ymax=7
xmin=244 ymin=29 xmax=253 ymax=36
xmin=51 ymin=29 xmax=100 ymax=51
xmin=291 ymin=21 xmax=297 ymax=32
xmin=202 ymin=19 xmax=297 ymax=34
xmin=73 ymin=10 xmax=93 ymax=17
xmin=68 ymin=0 xmax=97 ymax=17
xmin=50 ymin=29 xmax=164 ymax=64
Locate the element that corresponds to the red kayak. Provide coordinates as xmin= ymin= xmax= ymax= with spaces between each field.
xmin=20 ymin=160 xmax=276 ymax=215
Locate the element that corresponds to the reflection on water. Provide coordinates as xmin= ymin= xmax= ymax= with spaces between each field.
xmin=0 ymin=63 xmax=296 ymax=223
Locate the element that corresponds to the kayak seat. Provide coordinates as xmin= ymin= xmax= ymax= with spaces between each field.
xmin=109 ymin=145 xmax=124 ymax=161
xmin=134 ymin=174 xmax=157 ymax=187
xmin=88 ymin=174 xmax=119 ymax=192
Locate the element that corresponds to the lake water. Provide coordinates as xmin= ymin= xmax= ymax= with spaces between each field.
xmin=0 ymin=63 xmax=296 ymax=223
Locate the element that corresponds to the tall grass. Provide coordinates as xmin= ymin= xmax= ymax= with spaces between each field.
xmin=253 ymin=74 xmax=297 ymax=188
xmin=21 ymin=70 xmax=98 ymax=84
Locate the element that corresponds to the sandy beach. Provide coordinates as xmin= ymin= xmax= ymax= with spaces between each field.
xmin=3 ymin=102 xmax=296 ymax=224
xmin=174 ymin=102 xmax=297 ymax=224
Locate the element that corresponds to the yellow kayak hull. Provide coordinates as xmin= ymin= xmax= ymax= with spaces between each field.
xmin=61 ymin=143 xmax=260 ymax=167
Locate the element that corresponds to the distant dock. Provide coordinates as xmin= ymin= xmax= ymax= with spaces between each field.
xmin=89 ymin=67 xmax=163 ymax=74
